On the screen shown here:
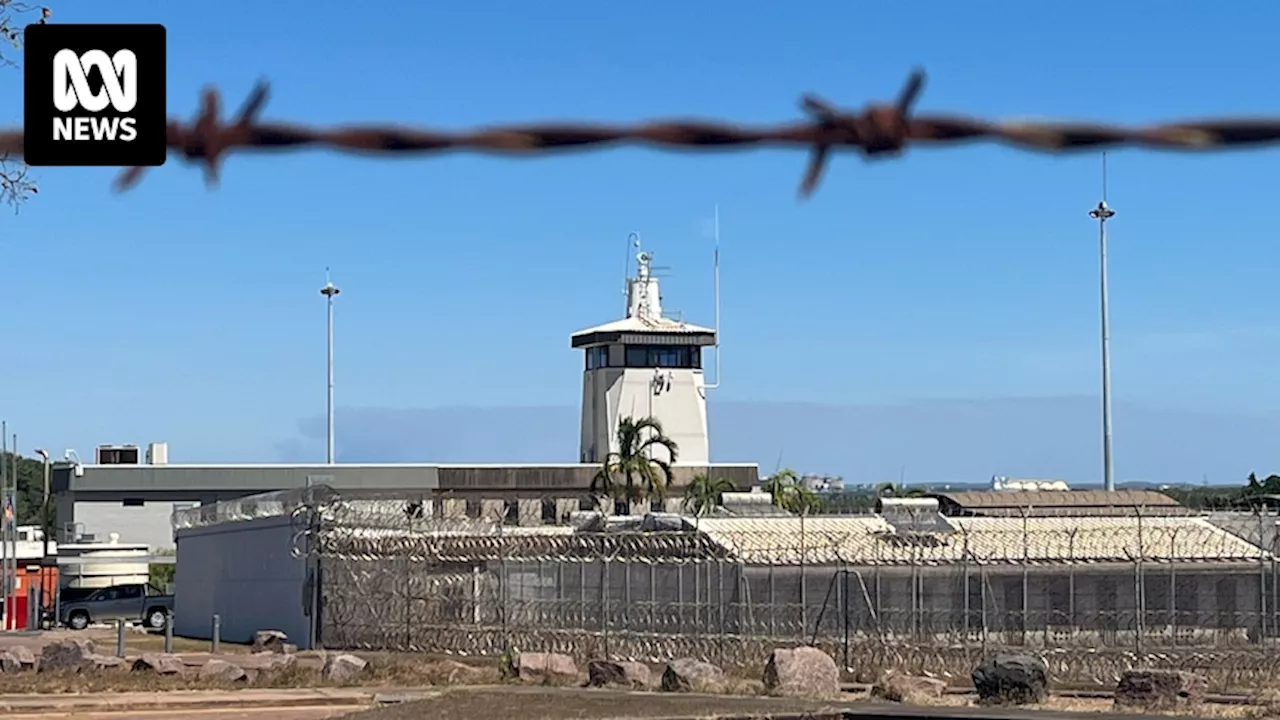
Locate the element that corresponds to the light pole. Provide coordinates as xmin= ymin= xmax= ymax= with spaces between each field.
xmin=34 ymin=449 xmax=51 ymax=626
xmin=320 ymin=271 xmax=341 ymax=465
xmin=1088 ymin=154 xmax=1116 ymax=492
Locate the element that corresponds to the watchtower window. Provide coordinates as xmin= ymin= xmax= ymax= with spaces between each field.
xmin=585 ymin=346 xmax=610 ymax=370
xmin=623 ymin=345 xmax=701 ymax=369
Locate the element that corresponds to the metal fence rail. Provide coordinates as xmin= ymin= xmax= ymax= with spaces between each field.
xmin=4 ymin=70 xmax=1280 ymax=197
xmin=275 ymin=488 xmax=1280 ymax=690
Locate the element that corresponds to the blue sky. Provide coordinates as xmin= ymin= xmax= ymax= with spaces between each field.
xmin=1 ymin=1 xmax=1277 ymax=477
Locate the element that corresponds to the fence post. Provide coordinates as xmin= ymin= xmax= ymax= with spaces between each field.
xmin=601 ymin=556 xmax=610 ymax=660
xmin=115 ymin=618 xmax=126 ymax=658
xmin=211 ymin=614 xmax=221 ymax=654
xmin=163 ymin=610 xmax=174 ymax=653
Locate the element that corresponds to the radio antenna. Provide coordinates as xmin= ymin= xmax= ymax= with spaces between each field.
xmin=703 ymin=204 xmax=723 ymax=391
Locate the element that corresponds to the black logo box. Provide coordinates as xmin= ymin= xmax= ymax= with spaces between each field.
xmin=23 ymin=23 xmax=167 ymax=168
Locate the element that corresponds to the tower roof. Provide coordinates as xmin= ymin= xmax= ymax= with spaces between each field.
xmin=570 ymin=243 xmax=715 ymax=349
xmin=570 ymin=315 xmax=716 ymax=348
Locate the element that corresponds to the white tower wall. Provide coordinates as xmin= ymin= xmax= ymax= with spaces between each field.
xmin=580 ymin=366 xmax=710 ymax=465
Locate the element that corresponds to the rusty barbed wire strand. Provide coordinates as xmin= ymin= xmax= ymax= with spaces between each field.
xmin=5 ymin=69 xmax=1280 ymax=197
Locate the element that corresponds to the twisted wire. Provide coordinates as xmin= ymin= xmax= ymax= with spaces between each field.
xmin=8 ymin=70 xmax=1280 ymax=198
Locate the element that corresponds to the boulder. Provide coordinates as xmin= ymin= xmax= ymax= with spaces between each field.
xmin=972 ymin=653 xmax=1048 ymax=705
xmin=510 ymin=652 xmax=577 ymax=685
xmin=39 ymin=639 xmax=97 ymax=672
xmin=424 ymin=658 xmax=491 ymax=685
xmin=323 ymin=653 xmax=369 ymax=683
xmin=251 ymin=630 xmax=292 ymax=654
xmin=661 ymin=658 xmax=726 ymax=694
xmin=87 ymin=654 xmax=125 ymax=670
xmin=0 ymin=651 xmax=22 ymax=673
xmin=871 ymin=673 xmax=947 ymax=703
xmin=199 ymin=658 xmax=248 ymax=683
xmin=762 ymin=646 xmax=840 ymax=699
xmin=198 ymin=655 xmax=248 ymax=676
xmin=1114 ymin=669 xmax=1207 ymax=712
xmin=586 ymin=659 xmax=651 ymax=689
xmin=0 ymin=646 xmax=36 ymax=673
xmin=131 ymin=653 xmax=185 ymax=675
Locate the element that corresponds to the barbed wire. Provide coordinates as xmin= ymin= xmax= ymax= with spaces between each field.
xmin=7 ymin=69 xmax=1280 ymax=198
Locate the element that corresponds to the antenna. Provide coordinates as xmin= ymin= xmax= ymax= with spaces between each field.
xmin=703 ymin=204 xmax=723 ymax=391
xmin=623 ymin=232 xmax=640 ymax=299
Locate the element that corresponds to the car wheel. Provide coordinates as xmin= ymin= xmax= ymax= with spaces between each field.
xmin=146 ymin=608 xmax=167 ymax=630
xmin=68 ymin=612 xmax=90 ymax=630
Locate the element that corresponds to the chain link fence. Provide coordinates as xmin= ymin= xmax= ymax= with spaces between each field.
xmin=178 ymin=487 xmax=1280 ymax=690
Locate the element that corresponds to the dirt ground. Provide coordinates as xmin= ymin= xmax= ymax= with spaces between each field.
xmin=340 ymin=687 xmax=851 ymax=720
xmin=336 ymin=687 xmax=1260 ymax=720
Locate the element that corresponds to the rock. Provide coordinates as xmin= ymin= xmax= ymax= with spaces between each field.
xmin=39 ymin=639 xmax=97 ymax=672
xmin=132 ymin=653 xmax=185 ymax=675
xmin=0 ymin=651 xmax=21 ymax=673
xmin=762 ymin=646 xmax=840 ymax=699
xmin=199 ymin=658 xmax=248 ymax=682
xmin=511 ymin=652 xmax=577 ymax=686
xmin=323 ymin=653 xmax=369 ymax=682
xmin=88 ymin=654 xmax=125 ymax=670
xmin=661 ymin=658 xmax=726 ymax=693
xmin=425 ymin=658 xmax=490 ymax=685
xmin=252 ymin=630 xmax=292 ymax=654
xmin=871 ymin=673 xmax=947 ymax=703
xmin=261 ymin=653 xmax=298 ymax=672
xmin=7 ymin=646 xmax=35 ymax=670
xmin=586 ymin=659 xmax=651 ymax=689
xmin=1114 ymin=669 xmax=1207 ymax=712
xmin=972 ymin=653 xmax=1048 ymax=705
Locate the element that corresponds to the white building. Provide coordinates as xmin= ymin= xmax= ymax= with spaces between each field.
xmin=572 ymin=243 xmax=717 ymax=466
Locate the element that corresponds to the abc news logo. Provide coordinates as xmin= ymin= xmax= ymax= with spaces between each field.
xmin=24 ymin=23 xmax=167 ymax=167
xmin=53 ymin=49 xmax=140 ymax=143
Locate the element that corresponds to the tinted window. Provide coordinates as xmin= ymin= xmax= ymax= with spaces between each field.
xmin=117 ymin=585 xmax=143 ymax=599
xmin=621 ymin=345 xmax=702 ymax=369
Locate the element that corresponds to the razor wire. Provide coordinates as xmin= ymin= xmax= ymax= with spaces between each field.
xmin=264 ymin=488 xmax=1280 ymax=688
xmin=6 ymin=70 xmax=1280 ymax=198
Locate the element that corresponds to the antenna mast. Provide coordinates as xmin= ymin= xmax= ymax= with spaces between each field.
xmin=703 ymin=204 xmax=723 ymax=391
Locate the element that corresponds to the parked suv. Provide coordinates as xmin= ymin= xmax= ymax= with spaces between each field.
xmin=58 ymin=583 xmax=174 ymax=631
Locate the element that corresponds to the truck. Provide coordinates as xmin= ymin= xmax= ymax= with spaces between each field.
xmin=57 ymin=583 xmax=174 ymax=631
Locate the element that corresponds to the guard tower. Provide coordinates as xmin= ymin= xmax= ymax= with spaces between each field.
xmin=571 ymin=242 xmax=717 ymax=466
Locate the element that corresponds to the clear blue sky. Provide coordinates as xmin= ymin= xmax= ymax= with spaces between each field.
xmin=2 ymin=1 xmax=1277 ymax=464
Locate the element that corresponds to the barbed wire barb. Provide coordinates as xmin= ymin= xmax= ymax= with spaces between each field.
xmin=1 ymin=67 xmax=1279 ymax=198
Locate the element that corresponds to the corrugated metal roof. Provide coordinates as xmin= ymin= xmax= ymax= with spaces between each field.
xmin=693 ymin=515 xmax=1264 ymax=566
xmin=932 ymin=489 xmax=1181 ymax=512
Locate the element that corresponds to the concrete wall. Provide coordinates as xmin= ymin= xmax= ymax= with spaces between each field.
xmin=69 ymin=501 xmax=188 ymax=550
xmin=580 ymin=367 xmax=711 ymax=466
xmin=174 ymin=516 xmax=311 ymax=648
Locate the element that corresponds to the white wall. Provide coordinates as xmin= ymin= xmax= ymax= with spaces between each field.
xmin=71 ymin=501 xmax=189 ymax=550
xmin=174 ymin=515 xmax=311 ymax=648
xmin=581 ymin=367 xmax=710 ymax=465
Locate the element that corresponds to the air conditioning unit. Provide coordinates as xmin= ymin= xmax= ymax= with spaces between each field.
xmin=146 ymin=442 xmax=169 ymax=465
xmin=95 ymin=445 xmax=141 ymax=465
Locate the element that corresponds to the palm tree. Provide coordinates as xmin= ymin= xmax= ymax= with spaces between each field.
xmin=763 ymin=468 xmax=799 ymax=506
xmin=762 ymin=468 xmax=822 ymax=515
xmin=682 ymin=474 xmax=736 ymax=517
xmin=590 ymin=416 xmax=680 ymax=512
